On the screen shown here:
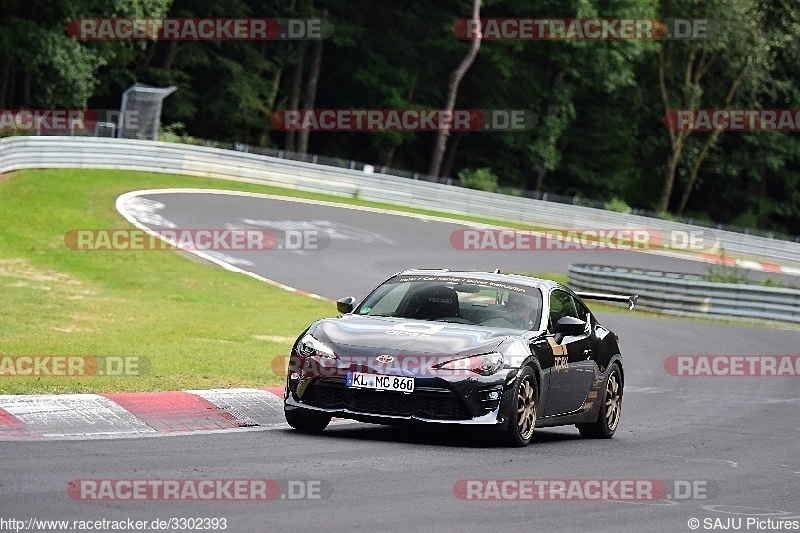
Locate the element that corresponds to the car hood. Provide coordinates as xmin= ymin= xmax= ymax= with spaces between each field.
xmin=311 ymin=315 xmax=510 ymax=358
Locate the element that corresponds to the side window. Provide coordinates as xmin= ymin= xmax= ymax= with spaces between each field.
xmin=574 ymin=298 xmax=590 ymax=321
xmin=549 ymin=290 xmax=579 ymax=330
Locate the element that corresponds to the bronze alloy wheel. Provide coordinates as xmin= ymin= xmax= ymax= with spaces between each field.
xmin=504 ymin=367 xmax=538 ymax=446
xmin=516 ymin=375 xmax=537 ymax=441
xmin=605 ymin=368 xmax=622 ymax=432
xmin=577 ymin=363 xmax=623 ymax=439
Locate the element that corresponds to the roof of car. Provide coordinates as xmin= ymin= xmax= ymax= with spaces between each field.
xmin=395 ymin=269 xmax=563 ymax=290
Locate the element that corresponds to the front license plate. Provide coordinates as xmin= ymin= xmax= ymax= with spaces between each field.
xmin=346 ymin=372 xmax=414 ymax=393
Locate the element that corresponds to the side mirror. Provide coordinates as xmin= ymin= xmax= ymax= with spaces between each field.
xmin=554 ymin=316 xmax=586 ymax=344
xmin=336 ymin=296 xmax=356 ymax=314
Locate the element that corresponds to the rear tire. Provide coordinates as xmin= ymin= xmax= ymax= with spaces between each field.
xmin=577 ymin=363 xmax=622 ymax=439
xmin=502 ymin=367 xmax=538 ymax=447
xmin=285 ymin=408 xmax=331 ymax=432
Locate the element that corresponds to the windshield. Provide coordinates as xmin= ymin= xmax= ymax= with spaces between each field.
xmin=355 ymin=276 xmax=543 ymax=330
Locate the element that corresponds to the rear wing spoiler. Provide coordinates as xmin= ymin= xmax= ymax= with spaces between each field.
xmin=574 ymin=291 xmax=638 ymax=311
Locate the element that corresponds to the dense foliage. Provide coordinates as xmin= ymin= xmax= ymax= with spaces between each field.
xmin=1 ymin=0 xmax=798 ymax=234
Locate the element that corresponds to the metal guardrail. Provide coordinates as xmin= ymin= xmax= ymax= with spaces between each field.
xmin=188 ymin=138 xmax=800 ymax=244
xmin=1 ymin=135 xmax=800 ymax=267
xmin=568 ymin=264 xmax=800 ymax=325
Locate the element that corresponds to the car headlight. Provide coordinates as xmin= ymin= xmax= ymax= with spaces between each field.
xmin=433 ymin=352 xmax=504 ymax=376
xmin=296 ymin=334 xmax=337 ymax=359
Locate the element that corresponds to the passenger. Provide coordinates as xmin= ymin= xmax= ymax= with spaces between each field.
xmin=504 ymin=291 xmax=537 ymax=329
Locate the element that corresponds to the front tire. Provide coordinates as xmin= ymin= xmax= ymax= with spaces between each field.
xmin=502 ymin=367 xmax=538 ymax=447
xmin=285 ymin=408 xmax=331 ymax=432
xmin=577 ymin=363 xmax=622 ymax=438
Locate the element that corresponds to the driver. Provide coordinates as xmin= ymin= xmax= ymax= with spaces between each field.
xmin=504 ymin=291 xmax=537 ymax=329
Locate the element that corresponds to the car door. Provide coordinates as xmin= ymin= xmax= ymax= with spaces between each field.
xmin=541 ymin=289 xmax=597 ymax=416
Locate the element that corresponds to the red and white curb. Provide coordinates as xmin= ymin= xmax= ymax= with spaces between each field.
xmin=700 ymin=254 xmax=800 ymax=276
xmin=0 ymin=387 xmax=289 ymax=440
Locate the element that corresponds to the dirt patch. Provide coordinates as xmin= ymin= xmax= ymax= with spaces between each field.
xmin=52 ymin=325 xmax=88 ymax=333
xmin=253 ymin=334 xmax=296 ymax=343
xmin=0 ymin=258 xmax=68 ymax=283
xmin=0 ymin=258 xmax=93 ymax=294
xmin=0 ymin=171 xmax=19 ymax=185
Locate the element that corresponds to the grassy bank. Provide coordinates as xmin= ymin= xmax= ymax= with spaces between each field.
xmin=0 ymin=169 xmax=342 ymax=393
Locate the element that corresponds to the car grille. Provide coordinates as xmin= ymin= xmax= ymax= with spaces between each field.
xmin=303 ymin=379 xmax=471 ymax=421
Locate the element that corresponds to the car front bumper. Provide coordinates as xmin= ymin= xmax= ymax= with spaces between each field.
xmin=284 ymin=372 xmax=517 ymax=430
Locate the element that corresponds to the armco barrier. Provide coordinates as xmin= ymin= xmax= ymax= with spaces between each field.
xmin=1 ymin=135 xmax=799 ymax=267
xmin=568 ymin=264 xmax=800 ymax=325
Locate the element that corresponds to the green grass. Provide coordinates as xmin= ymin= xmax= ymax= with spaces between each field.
xmin=0 ymin=169 xmax=347 ymax=394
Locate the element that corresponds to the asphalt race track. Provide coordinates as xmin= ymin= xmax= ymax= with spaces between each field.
xmin=2 ymin=189 xmax=798 ymax=533
xmin=118 ymin=189 xmax=796 ymax=299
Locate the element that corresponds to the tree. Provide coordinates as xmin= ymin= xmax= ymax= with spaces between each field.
xmin=427 ymin=0 xmax=481 ymax=179
xmin=295 ymin=8 xmax=326 ymax=155
xmin=656 ymin=0 xmax=783 ymax=214
xmin=0 ymin=0 xmax=172 ymax=109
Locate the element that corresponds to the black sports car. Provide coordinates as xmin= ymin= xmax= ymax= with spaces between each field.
xmin=283 ymin=269 xmax=636 ymax=446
